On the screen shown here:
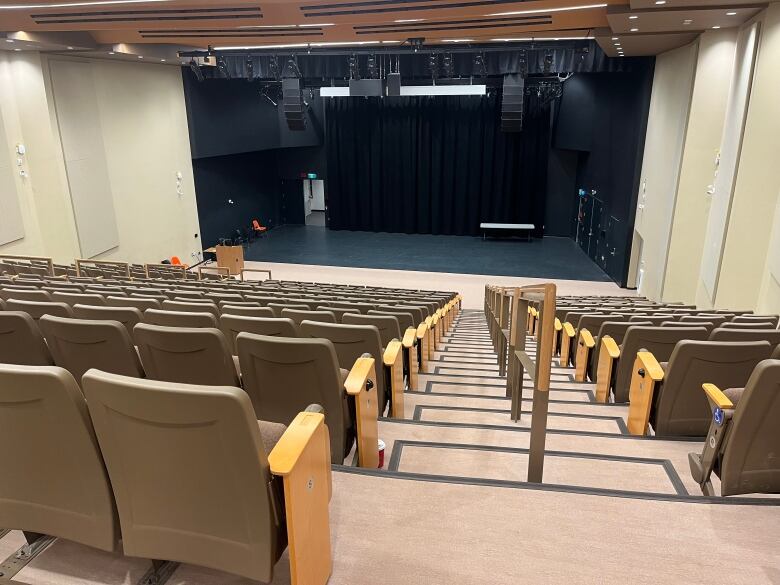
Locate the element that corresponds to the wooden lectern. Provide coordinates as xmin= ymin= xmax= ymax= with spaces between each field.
xmin=215 ymin=245 xmax=244 ymax=276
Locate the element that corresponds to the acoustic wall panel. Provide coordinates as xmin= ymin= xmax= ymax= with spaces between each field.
xmin=49 ymin=59 xmax=119 ymax=258
xmin=0 ymin=109 xmax=25 ymax=246
xmin=699 ymin=22 xmax=759 ymax=300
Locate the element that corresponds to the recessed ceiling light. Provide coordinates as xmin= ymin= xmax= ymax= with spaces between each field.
xmin=630 ymin=28 xmax=639 ymax=32
xmin=298 ymin=23 xmax=335 ymax=27
xmin=629 ymin=15 xmax=638 ymax=19
xmin=66 ymin=46 xmax=73 ymax=49
xmin=394 ymin=18 xmax=424 ymax=23
xmin=442 ymin=39 xmax=473 ymax=43
xmin=726 ymin=11 xmax=737 ymax=15
xmin=108 ymin=51 xmax=114 ymax=54
xmin=489 ymin=3 xmax=607 ymax=16
xmin=712 ymin=25 xmax=721 ymax=29
xmin=5 ymin=39 xmax=14 ymax=43
xmin=655 ymin=1 xmax=666 ymax=4
xmin=683 ymin=19 xmax=693 ymax=24
xmin=160 ymin=58 xmax=166 ymax=62
xmin=612 ymin=36 xmax=619 ymax=40
xmin=13 ymin=48 xmax=21 ymax=51
xmin=138 ymin=55 xmax=143 ymax=59
xmin=490 ymin=36 xmax=593 ymax=41
xmin=381 ymin=40 xmax=402 ymax=44
xmin=0 ymin=0 xmax=171 ymax=8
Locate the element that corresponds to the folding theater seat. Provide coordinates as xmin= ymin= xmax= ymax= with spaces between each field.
xmin=237 ymin=333 xmax=379 ymax=467
xmin=709 ymin=327 xmax=780 ymax=344
xmin=52 ymin=291 xmax=107 ymax=306
xmin=282 ymin=308 xmax=337 ymax=327
xmin=689 ymin=359 xmax=780 ymax=496
xmin=573 ymin=314 xmax=623 ymax=381
xmin=143 ymin=308 xmax=219 ymax=328
xmin=220 ymin=315 xmax=299 ymax=353
xmin=39 ymin=315 xmax=144 ymax=382
xmin=0 ymin=287 xmax=52 ymax=302
xmin=679 ymin=314 xmax=730 ymax=328
xmin=595 ymin=326 xmax=709 ymax=403
xmin=220 ymin=304 xmax=275 ymax=318
xmin=82 ymin=369 xmax=334 ymax=584
xmin=342 ymin=313 xmax=401 ymax=347
xmin=623 ymin=340 xmax=771 ymax=436
xmin=166 ymin=290 xmax=204 ymax=300
xmin=134 ymin=323 xmax=239 ymax=386
xmin=267 ymin=302 xmax=310 ymax=317
xmin=0 ymin=365 xmax=120 ymax=553
xmin=5 ymin=299 xmax=74 ymax=320
xmin=205 ymin=292 xmax=245 ymax=304
xmin=162 ymin=299 xmax=220 ymax=317
xmin=0 ymin=311 xmax=54 ymax=365
xmin=299 ymin=321 xmax=403 ymax=418
xmin=720 ymin=321 xmax=777 ymax=329
xmin=106 ymin=295 xmax=161 ymax=311
xmin=733 ymin=314 xmax=779 ymax=327
xmin=72 ymin=304 xmax=144 ymax=340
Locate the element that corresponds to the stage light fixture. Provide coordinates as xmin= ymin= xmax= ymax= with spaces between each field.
xmin=349 ymin=53 xmax=360 ymax=80
xmin=367 ymin=53 xmax=378 ymax=79
xmin=217 ymin=57 xmax=230 ymax=79
xmin=429 ymin=53 xmax=439 ymax=82
xmin=246 ymin=58 xmax=254 ymax=81
xmin=189 ymin=59 xmax=204 ymax=82
xmin=269 ymin=55 xmax=280 ymax=80
xmin=443 ymin=52 xmax=454 ymax=78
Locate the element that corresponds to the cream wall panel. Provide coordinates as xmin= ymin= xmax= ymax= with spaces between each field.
xmin=663 ymin=30 xmax=737 ymax=304
xmin=49 ymin=59 xmax=119 ymax=259
xmin=633 ymin=42 xmax=698 ymax=301
xmin=0 ymin=108 xmax=25 ymax=246
xmin=715 ymin=5 xmax=780 ymax=310
xmin=698 ymin=22 xmax=759 ymax=303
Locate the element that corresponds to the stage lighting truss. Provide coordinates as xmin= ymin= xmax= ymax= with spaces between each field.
xmin=442 ymin=52 xmax=454 ymax=79
xmin=349 ymin=53 xmax=360 ymax=80
xmin=269 ymin=55 xmax=281 ymax=80
xmin=246 ymin=57 xmax=254 ymax=81
xmin=367 ymin=53 xmax=378 ymax=79
xmin=429 ymin=53 xmax=439 ymax=82
xmin=217 ymin=57 xmax=231 ymax=79
xmin=189 ymin=58 xmax=205 ymax=82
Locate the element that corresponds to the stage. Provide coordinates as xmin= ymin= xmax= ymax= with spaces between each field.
xmin=243 ymin=225 xmax=614 ymax=282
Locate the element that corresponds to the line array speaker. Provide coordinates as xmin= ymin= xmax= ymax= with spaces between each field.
xmin=501 ymin=74 xmax=525 ymax=133
xmin=282 ymin=78 xmax=306 ymax=131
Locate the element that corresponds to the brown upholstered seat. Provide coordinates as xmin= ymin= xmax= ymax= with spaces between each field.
xmin=317 ymin=305 xmax=360 ymax=322
xmin=81 ymin=370 xmax=287 ymax=581
xmin=52 ymin=291 xmax=107 ymax=306
xmin=0 ymin=287 xmax=52 ymax=302
xmin=220 ymin=305 xmax=275 ymax=318
xmin=106 ymin=295 xmax=161 ymax=311
xmin=39 ymin=315 xmax=144 ymax=383
xmin=134 ymin=323 xmax=239 ymax=386
xmin=368 ymin=309 xmax=416 ymax=333
xmin=720 ymin=321 xmax=777 ymax=330
xmin=733 ymin=314 xmax=779 ymax=327
xmin=143 ymin=308 xmax=219 ymax=328
xmin=219 ymin=315 xmax=299 ymax=353
xmin=162 ymin=299 xmax=219 ymax=316
xmin=267 ymin=303 xmax=309 ymax=317
xmin=281 ymin=308 xmax=337 ymax=327
xmin=0 ymin=365 xmax=119 ymax=551
xmin=6 ymin=299 xmax=74 ymax=320
xmin=651 ymin=341 xmax=772 ymax=436
xmin=342 ymin=313 xmax=401 ymax=348
xmin=709 ymin=328 xmax=780 ymax=344
xmin=588 ymin=320 xmax=652 ymax=382
xmin=72 ymin=304 xmax=143 ymax=340
xmin=0 ymin=311 xmax=54 ymax=365
xmin=237 ymin=333 xmax=354 ymax=462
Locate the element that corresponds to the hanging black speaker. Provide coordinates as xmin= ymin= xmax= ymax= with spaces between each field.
xmin=282 ymin=78 xmax=306 ymax=131
xmin=501 ymin=74 xmax=525 ymax=132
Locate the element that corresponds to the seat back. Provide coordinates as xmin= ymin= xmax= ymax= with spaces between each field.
xmin=733 ymin=315 xmax=779 ymax=327
xmin=81 ymin=370 xmax=284 ymax=581
xmin=236 ymin=333 xmax=349 ymax=461
xmin=719 ymin=360 xmax=780 ymax=496
xmin=368 ymin=309 xmax=415 ymax=333
xmin=653 ymin=341 xmax=772 ymax=437
xmin=299 ymin=321 xmax=387 ymax=414
xmin=39 ymin=315 xmax=144 ymax=383
xmin=0 ymin=311 xmax=54 ymax=365
xmin=281 ymin=308 xmax=337 ymax=327
xmin=162 ymin=300 xmax=219 ymax=317
xmin=614 ymin=326 xmax=709 ymax=402
xmin=0 ymin=288 xmax=52 ymax=302
xmin=679 ymin=315 xmax=728 ymax=327
xmin=392 ymin=304 xmax=427 ymax=322
xmin=267 ymin=303 xmax=309 ymax=317
xmin=134 ymin=324 xmax=238 ymax=386
xmin=342 ymin=313 xmax=401 ymax=348
xmin=219 ymin=315 xmax=298 ymax=353
xmin=721 ymin=321 xmax=777 ymax=330
xmin=709 ymin=328 xmax=780 ymax=345
xmin=317 ymin=305 xmax=360 ymax=323
xmin=577 ymin=314 xmax=620 ymax=337
xmin=6 ymin=299 xmax=74 ymax=320
xmin=590 ymin=320 xmax=652 ymax=377
xmin=106 ymin=295 xmax=161 ymax=311
xmin=628 ymin=314 xmax=675 ymax=326
xmin=0 ymin=365 xmax=119 ymax=551
xmin=220 ymin=305 xmax=275 ymax=318
xmin=144 ymin=308 xmax=218 ymax=328
xmin=52 ymin=291 xmax=107 ymax=306
xmin=73 ymin=304 xmax=143 ymax=340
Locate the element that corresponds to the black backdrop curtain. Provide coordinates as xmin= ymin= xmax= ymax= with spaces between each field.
xmin=325 ymin=95 xmax=549 ymax=236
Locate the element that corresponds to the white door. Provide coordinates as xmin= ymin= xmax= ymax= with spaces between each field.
xmin=303 ymin=180 xmax=312 ymax=217
xmin=311 ymin=179 xmax=325 ymax=211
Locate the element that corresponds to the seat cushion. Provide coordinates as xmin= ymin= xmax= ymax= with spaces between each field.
xmin=257 ymin=420 xmax=288 ymax=454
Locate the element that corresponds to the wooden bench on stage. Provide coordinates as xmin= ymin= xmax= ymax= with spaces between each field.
xmin=480 ymin=222 xmax=535 ymax=241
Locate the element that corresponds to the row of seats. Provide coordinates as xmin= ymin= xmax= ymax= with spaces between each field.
xmin=485 ymin=286 xmax=780 ymax=497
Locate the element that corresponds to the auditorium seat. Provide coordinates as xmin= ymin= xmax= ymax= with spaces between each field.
xmin=81 ymin=369 xmax=333 ymax=583
xmin=106 ymin=295 xmax=161 ymax=311
xmin=342 ymin=313 xmax=402 ymax=348
xmin=162 ymin=299 xmax=220 ymax=317
xmin=143 ymin=308 xmax=219 ymax=328
xmin=72 ymin=304 xmax=144 ymax=340
xmin=0 ymin=311 xmax=54 ymax=365
xmin=0 ymin=365 xmax=120 ymax=552
xmin=720 ymin=321 xmax=777 ymax=329
xmin=6 ymin=299 xmax=74 ymax=320
xmin=220 ymin=315 xmax=299 ymax=353
xmin=596 ymin=326 xmax=709 ymax=403
xmin=320 ymin=305 xmax=361 ymax=322
xmin=167 ymin=290 xmax=204 ymax=300
xmin=733 ymin=314 xmax=779 ymax=327
xmin=709 ymin=327 xmax=780 ymax=344
xmin=221 ymin=304 xmax=276 ymax=318
xmin=572 ymin=314 xmax=621 ymax=381
xmin=39 ymin=315 xmax=144 ymax=382
xmin=282 ymin=308 xmax=337 ymax=327
xmin=368 ymin=309 xmax=416 ymax=333
xmin=624 ymin=340 xmax=771 ymax=436
xmin=0 ymin=287 xmax=52 ymax=302
xmin=134 ymin=324 xmax=239 ymax=386
xmin=267 ymin=302 xmax=310 ymax=317
xmin=679 ymin=314 xmax=729 ymax=328
xmin=52 ymin=291 xmax=107 ymax=306
xmin=237 ymin=333 xmax=379 ymax=466
xmin=689 ymin=359 xmax=780 ymax=496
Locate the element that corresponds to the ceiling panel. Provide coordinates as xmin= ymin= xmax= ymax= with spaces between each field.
xmin=607 ymin=5 xmax=762 ymax=34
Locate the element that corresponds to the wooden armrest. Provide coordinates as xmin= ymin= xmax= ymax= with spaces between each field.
xmin=554 ymin=318 xmax=562 ymax=331
xmin=416 ymin=322 xmax=427 ymax=340
xmin=530 ymin=307 xmax=538 ymax=317
xmin=383 ymin=339 xmax=404 ymax=418
xmin=563 ymin=322 xmax=576 ymax=338
xmin=402 ymin=327 xmax=416 ymax=348
xmin=269 ymin=410 xmax=333 ymax=585
xmin=702 ymin=383 xmax=734 ymax=410
xmin=602 ymin=336 xmax=620 ymax=359
xmin=425 ymin=316 xmax=433 ymax=328
xmin=636 ymin=351 xmax=664 ymax=381
xmin=579 ymin=328 xmax=595 ymax=348
xmin=343 ymin=356 xmax=379 ymax=468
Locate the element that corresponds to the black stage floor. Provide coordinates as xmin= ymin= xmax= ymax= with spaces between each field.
xmin=244 ymin=225 xmax=612 ymax=281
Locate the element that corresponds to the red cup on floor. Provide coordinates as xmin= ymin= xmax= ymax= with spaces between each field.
xmin=378 ymin=439 xmax=385 ymax=469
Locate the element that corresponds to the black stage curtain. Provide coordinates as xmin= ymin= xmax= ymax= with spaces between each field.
xmin=325 ymin=95 xmax=549 ymax=236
